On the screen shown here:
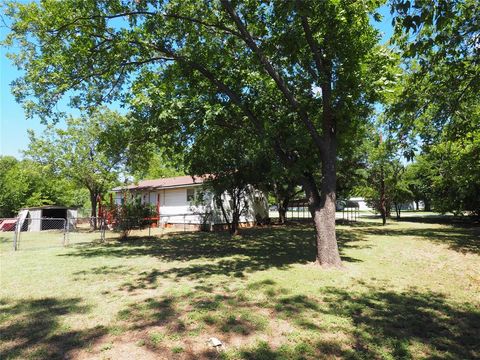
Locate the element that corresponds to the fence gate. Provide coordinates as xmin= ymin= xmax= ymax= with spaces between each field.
xmin=65 ymin=217 xmax=107 ymax=246
xmin=13 ymin=217 xmax=67 ymax=250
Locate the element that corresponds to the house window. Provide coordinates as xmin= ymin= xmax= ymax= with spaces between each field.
xmin=187 ymin=188 xmax=195 ymax=202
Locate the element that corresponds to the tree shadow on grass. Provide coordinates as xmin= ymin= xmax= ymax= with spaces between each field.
xmin=113 ymin=279 xmax=480 ymax=359
xmin=357 ymin=225 xmax=480 ymax=255
xmin=398 ymin=214 xmax=480 ymax=227
xmin=0 ymin=234 xmax=14 ymax=252
xmin=63 ymin=226 xmax=367 ymax=283
xmin=235 ymin=285 xmax=479 ymax=359
xmin=115 ymin=290 xmax=269 ymax=358
xmin=72 ymin=265 xmax=135 ymax=283
xmin=319 ymin=287 xmax=480 ymax=359
xmin=0 ymin=297 xmax=106 ymax=360
xmin=0 ymin=234 xmax=12 ymax=242
xmin=117 ymin=297 xmax=178 ymax=330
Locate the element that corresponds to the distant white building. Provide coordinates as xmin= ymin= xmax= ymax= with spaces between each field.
xmin=343 ymin=197 xmax=418 ymax=212
xmin=112 ymin=175 xmax=268 ymax=230
xmin=348 ymin=197 xmax=371 ymax=211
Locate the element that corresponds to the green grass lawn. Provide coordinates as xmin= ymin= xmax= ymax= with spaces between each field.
xmin=1 ymin=217 xmax=479 ymax=359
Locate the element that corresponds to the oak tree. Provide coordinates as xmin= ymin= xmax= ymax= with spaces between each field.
xmin=4 ymin=0 xmax=390 ymax=266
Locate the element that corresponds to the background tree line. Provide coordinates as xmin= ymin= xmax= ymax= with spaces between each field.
xmin=0 ymin=156 xmax=89 ymax=217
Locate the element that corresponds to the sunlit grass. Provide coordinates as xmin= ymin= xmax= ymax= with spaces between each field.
xmin=1 ymin=216 xmax=479 ymax=359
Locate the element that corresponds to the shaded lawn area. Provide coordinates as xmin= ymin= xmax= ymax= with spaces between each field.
xmin=1 ymin=218 xmax=479 ymax=359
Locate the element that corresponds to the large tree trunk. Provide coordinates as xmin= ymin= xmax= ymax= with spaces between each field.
xmin=301 ymin=72 xmax=342 ymax=267
xmin=303 ymin=160 xmax=342 ymax=267
xmin=317 ymin=151 xmax=342 ymax=267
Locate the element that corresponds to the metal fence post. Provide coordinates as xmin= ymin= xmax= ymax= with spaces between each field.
xmin=63 ymin=218 xmax=67 ymax=247
xmin=65 ymin=217 xmax=69 ymax=246
xmin=101 ymin=217 xmax=106 ymax=242
xmin=13 ymin=221 xmax=18 ymax=251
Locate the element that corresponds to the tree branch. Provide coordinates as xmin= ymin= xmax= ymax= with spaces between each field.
xmin=162 ymin=12 xmax=251 ymax=39
xmin=51 ymin=11 xmax=157 ymax=34
xmin=51 ymin=10 xmax=258 ymax=40
xmin=120 ymin=57 xmax=175 ymax=67
xmin=296 ymin=1 xmax=325 ymax=79
xmin=160 ymin=42 xmax=298 ymax=168
xmin=220 ymin=0 xmax=325 ymax=152
xmin=295 ymin=0 xmax=335 ymax=139
xmin=156 ymin=44 xmax=265 ymax=135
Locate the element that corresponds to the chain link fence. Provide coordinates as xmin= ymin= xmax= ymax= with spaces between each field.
xmin=0 ymin=218 xmax=18 ymax=252
xmin=0 ymin=211 xmax=268 ymax=252
xmin=65 ymin=217 xmax=108 ymax=246
xmin=0 ymin=217 xmax=108 ymax=251
xmin=0 ymin=214 xmax=211 ymax=251
xmin=0 ymin=217 xmax=67 ymax=251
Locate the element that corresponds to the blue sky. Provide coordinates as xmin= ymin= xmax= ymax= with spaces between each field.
xmin=0 ymin=5 xmax=393 ymax=159
xmin=0 ymin=22 xmax=29 ymax=158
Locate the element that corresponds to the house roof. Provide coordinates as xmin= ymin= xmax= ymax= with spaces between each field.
xmin=112 ymin=175 xmax=205 ymax=192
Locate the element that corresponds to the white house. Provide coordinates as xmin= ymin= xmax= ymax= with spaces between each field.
xmin=112 ymin=175 xmax=268 ymax=230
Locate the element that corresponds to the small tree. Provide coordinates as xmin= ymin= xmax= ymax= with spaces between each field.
xmin=25 ymin=108 xmax=128 ymax=228
xmin=132 ymin=151 xmax=185 ymax=181
xmin=388 ymin=162 xmax=414 ymax=219
xmin=207 ymin=176 xmax=252 ymax=235
xmin=108 ymin=193 xmax=157 ymax=240
xmin=253 ymin=160 xmax=302 ymax=225
xmin=388 ymin=1 xmax=479 ymax=217
xmin=360 ymin=134 xmax=415 ymax=223
xmin=404 ymin=160 xmax=433 ymax=211
xmin=413 ymin=137 xmax=480 ymax=217
xmin=270 ymin=178 xmax=302 ymax=225
xmin=360 ymin=134 xmax=391 ymax=225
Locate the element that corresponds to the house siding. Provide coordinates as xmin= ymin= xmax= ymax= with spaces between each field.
xmin=114 ymin=184 xmax=268 ymax=226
